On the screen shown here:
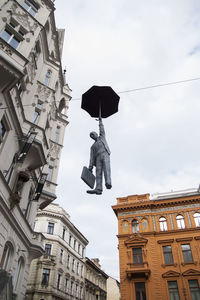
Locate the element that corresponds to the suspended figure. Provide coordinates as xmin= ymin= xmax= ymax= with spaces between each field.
xmin=87 ymin=117 xmax=112 ymax=195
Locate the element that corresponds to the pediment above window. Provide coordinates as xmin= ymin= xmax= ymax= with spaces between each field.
xmin=182 ymin=269 xmax=200 ymax=277
xmin=124 ymin=234 xmax=148 ymax=247
xmin=162 ymin=271 xmax=180 ymax=278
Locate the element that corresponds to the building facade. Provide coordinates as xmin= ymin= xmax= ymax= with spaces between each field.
xmin=112 ymin=189 xmax=200 ymax=300
xmin=106 ymin=277 xmax=120 ymax=300
xmin=0 ymin=0 xmax=71 ymax=298
xmin=26 ymin=203 xmax=89 ymax=300
xmin=85 ymin=258 xmax=108 ymax=300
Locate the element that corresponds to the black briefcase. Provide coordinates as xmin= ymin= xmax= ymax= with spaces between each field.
xmin=81 ymin=166 xmax=95 ymax=188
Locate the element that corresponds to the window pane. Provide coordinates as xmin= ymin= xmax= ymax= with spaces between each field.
xmin=45 ymin=244 xmax=51 ymax=255
xmin=163 ymin=246 xmax=174 ymax=264
xmin=47 ymin=223 xmax=54 ymax=234
xmin=168 ymin=281 xmax=180 ymax=300
xmin=135 ymin=282 xmax=146 ymax=300
xmin=10 ymin=36 xmax=20 ymax=49
xmin=1 ymin=29 xmax=12 ymax=42
xmin=176 ymin=215 xmax=185 ymax=229
xmin=133 ymin=248 xmax=143 ymax=264
xmin=181 ymin=244 xmax=193 ymax=263
xmin=132 ymin=219 xmax=139 ymax=233
xmin=194 ymin=213 xmax=200 ymax=227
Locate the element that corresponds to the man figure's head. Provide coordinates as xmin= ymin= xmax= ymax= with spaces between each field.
xmin=90 ymin=131 xmax=98 ymax=141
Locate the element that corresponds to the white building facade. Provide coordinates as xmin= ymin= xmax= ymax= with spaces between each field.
xmin=0 ymin=0 xmax=71 ymax=299
xmin=26 ymin=203 xmax=89 ymax=300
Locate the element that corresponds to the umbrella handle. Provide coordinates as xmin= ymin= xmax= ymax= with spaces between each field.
xmin=99 ymin=101 xmax=101 ymax=119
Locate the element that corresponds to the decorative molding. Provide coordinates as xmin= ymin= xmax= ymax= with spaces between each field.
xmin=162 ymin=270 xmax=180 ymax=278
xmin=157 ymin=239 xmax=174 ymax=244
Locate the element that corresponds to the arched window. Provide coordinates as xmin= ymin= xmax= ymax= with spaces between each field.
xmin=194 ymin=212 xmax=200 ymax=227
xmin=132 ymin=219 xmax=139 ymax=233
xmin=13 ymin=256 xmax=24 ymax=290
xmin=176 ymin=215 xmax=185 ymax=229
xmin=44 ymin=70 xmax=51 ymax=86
xmin=159 ymin=217 xmax=168 ymax=231
xmin=0 ymin=242 xmax=14 ymax=270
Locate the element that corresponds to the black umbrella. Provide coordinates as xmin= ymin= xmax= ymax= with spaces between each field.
xmin=81 ymin=85 xmax=120 ymax=118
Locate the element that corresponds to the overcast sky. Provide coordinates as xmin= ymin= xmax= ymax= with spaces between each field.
xmin=54 ymin=0 xmax=200 ymax=279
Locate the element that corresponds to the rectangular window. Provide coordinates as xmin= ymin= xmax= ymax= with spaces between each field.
xmin=67 ymin=255 xmax=70 ymax=268
xmin=74 ymin=240 xmax=76 ymax=250
xmin=47 ymin=158 xmax=54 ymax=181
xmin=189 ymin=280 xmax=200 ymax=300
xmin=22 ymin=0 xmax=38 ymax=16
xmin=69 ymin=235 xmax=72 ymax=246
xmin=168 ymin=281 xmax=180 ymax=300
xmin=47 ymin=222 xmax=54 ymax=234
xmin=77 ymin=262 xmax=79 ymax=275
xmin=1 ymin=28 xmax=20 ymax=49
xmin=54 ymin=126 xmax=60 ymax=143
xmin=62 ymin=228 xmax=65 ymax=240
xmin=132 ymin=248 xmax=143 ymax=264
xmin=181 ymin=244 xmax=193 ymax=263
xmin=60 ymin=249 xmax=63 ymax=263
xmin=135 ymin=282 xmax=146 ymax=300
xmin=41 ymin=268 xmax=50 ymax=285
xmin=0 ymin=118 xmax=7 ymax=144
xmin=72 ymin=259 xmax=75 ymax=272
xmin=163 ymin=246 xmax=174 ymax=265
xmin=57 ymin=273 xmax=61 ymax=290
xmin=45 ymin=244 xmax=52 ymax=255
xmin=65 ymin=278 xmax=68 ymax=292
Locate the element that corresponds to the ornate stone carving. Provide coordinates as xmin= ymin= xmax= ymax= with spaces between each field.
xmin=36 ymin=83 xmax=52 ymax=101
xmin=49 ymin=141 xmax=61 ymax=159
xmin=0 ymin=41 xmax=13 ymax=56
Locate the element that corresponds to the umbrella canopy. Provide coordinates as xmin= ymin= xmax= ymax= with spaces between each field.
xmin=81 ymin=85 xmax=120 ymax=118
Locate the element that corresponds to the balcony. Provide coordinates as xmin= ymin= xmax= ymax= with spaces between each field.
xmin=126 ymin=262 xmax=150 ymax=279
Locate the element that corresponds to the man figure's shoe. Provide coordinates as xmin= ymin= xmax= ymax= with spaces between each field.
xmin=87 ymin=189 xmax=102 ymax=195
xmin=106 ymin=183 xmax=112 ymax=189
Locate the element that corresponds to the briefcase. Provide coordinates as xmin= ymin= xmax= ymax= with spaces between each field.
xmin=81 ymin=166 xmax=95 ymax=188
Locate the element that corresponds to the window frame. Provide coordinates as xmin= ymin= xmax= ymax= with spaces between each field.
xmin=163 ymin=245 xmax=174 ymax=265
xmin=0 ymin=22 xmax=25 ymax=50
xmin=159 ymin=216 xmax=168 ymax=231
xmin=41 ymin=268 xmax=50 ymax=285
xmin=188 ymin=279 xmax=200 ymax=300
xmin=22 ymin=0 xmax=39 ymax=17
xmin=194 ymin=212 xmax=200 ymax=227
xmin=132 ymin=219 xmax=139 ymax=233
xmin=45 ymin=243 xmax=52 ymax=255
xmin=168 ymin=281 xmax=180 ymax=300
xmin=176 ymin=214 xmax=185 ymax=229
xmin=47 ymin=222 xmax=54 ymax=235
xmin=181 ymin=244 xmax=193 ymax=263
xmin=132 ymin=247 xmax=143 ymax=264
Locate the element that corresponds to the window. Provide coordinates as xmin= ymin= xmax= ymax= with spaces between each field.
xmin=82 ymin=247 xmax=85 ymax=257
xmin=41 ymin=268 xmax=50 ymax=285
xmin=71 ymin=281 xmax=74 ymax=295
xmin=47 ymin=222 xmax=54 ymax=234
xmin=132 ymin=219 xmax=139 ymax=233
xmin=13 ymin=257 xmax=24 ymax=290
xmin=181 ymin=244 xmax=193 ymax=263
xmin=78 ymin=244 xmax=81 ymax=254
xmin=22 ymin=0 xmax=38 ymax=16
xmin=62 ymin=228 xmax=65 ymax=240
xmin=67 ymin=255 xmax=70 ymax=268
xmin=0 ymin=242 xmax=13 ymax=270
xmin=74 ymin=240 xmax=76 ymax=250
xmin=81 ymin=265 xmax=83 ymax=277
xmin=44 ymin=70 xmax=51 ymax=86
xmin=1 ymin=28 xmax=20 ymax=49
xmin=65 ymin=278 xmax=68 ymax=292
xmin=0 ymin=117 xmax=7 ymax=145
xmin=33 ymin=102 xmax=42 ymax=124
xmin=55 ymin=126 xmax=60 ymax=143
xmin=69 ymin=235 xmax=72 ymax=246
xmin=168 ymin=281 xmax=180 ymax=300
xmin=60 ymin=249 xmax=63 ymax=263
xmin=176 ymin=215 xmax=185 ymax=229
xmin=194 ymin=213 xmax=200 ymax=227
xmin=57 ymin=273 xmax=61 ymax=290
xmin=188 ymin=280 xmax=200 ymax=300
xmin=72 ymin=258 xmax=75 ymax=272
xmin=77 ymin=262 xmax=79 ymax=275
xmin=163 ymin=246 xmax=174 ymax=264
xmin=47 ymin=158 xmax=54 ymax=181
xmin=132 ymin=248 xmax=143 ymax=264
xmin=159 ymin=217 xmax=168 ymax=231
xmin=135 ymin=282 xmax=146 ymax=300
xmin=45 ymin=244 xmax=52 ymax=255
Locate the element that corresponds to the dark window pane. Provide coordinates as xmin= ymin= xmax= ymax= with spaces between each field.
xmin=181 ymin=244 xmax=193 ymax=263
xmin=163 ymin=246 xmax=174 ymax=264
xmin=189 ymin=280 xmax=200 ymax=300
xmin=135 ymin=282 xmax=146 ymax=300
xmin=168 ymin=281 xmax=180 ymax=300
xmin=133 ymin=248 xmax=143 ymax=264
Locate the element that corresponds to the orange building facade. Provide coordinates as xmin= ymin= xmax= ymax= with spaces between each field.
xmin=112 ymin=189 xmax=200 ymax=300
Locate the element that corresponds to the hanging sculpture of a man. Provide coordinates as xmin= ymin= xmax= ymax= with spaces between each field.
xmin=87 ymin=117 xmax=112 ymax=195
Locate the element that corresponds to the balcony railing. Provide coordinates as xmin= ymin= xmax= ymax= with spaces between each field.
xmin=126 ymin=262 xmax=150 ymax=278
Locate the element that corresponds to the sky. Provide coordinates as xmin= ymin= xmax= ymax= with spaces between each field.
xmin=54 ymin=0 xmax=200 ymax=280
